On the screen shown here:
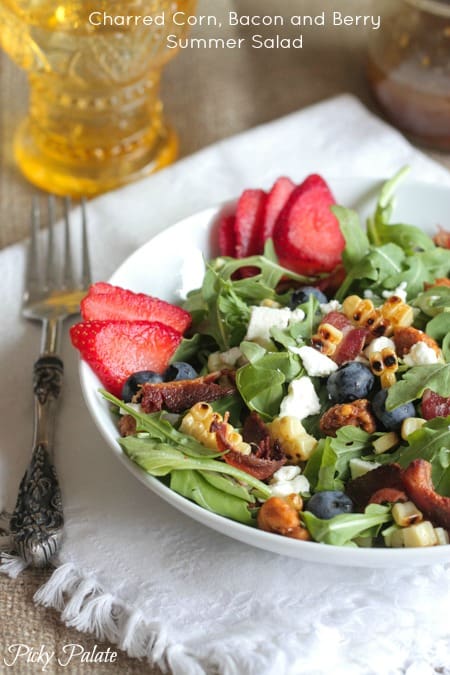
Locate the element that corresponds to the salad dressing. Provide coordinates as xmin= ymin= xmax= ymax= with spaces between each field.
xmin=366 ymin=0 xmax=450 ymax=150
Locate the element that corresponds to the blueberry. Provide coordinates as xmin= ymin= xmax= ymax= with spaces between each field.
xmin=306 ymin=491 xmax=354 ymax=519
xmin=289 ymin=286 xmax=327 ymax=309
xmin=121 ymin=370 xmax=163 ymax=402
xmin=164 ymin=361 xmax=198 ymax=382
xmin=326 ymin=362 xmax=375 ymax=403
xmin=372 ymin=389 xmax=416 ymax=430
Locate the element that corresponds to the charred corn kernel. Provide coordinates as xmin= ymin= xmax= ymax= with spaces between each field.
xmin=380 ymin=295 xmax=414 ymax=329
xmin=180 ymin=402 xmax=251 ymax=454
xmin=342 ymin=295 xmax=390 ymax=337
xmin=392 ymin=501 xmax=423 ymax=527
xmin=369 ymin=347 xmax=398 ymax=388
xmin=372 ymin=431 xmax=399 ymax=455
xmin=401 ymin=417 xmax=426 ymax=440
xmin=311 ymin=322 xmax=343 ymax=356
xmin=402 ymin=521 xmax=437 ymax=547
xmin=434 ymin=528 xmax=450 ymax=546
xmin=268 ymin=416 xmax=317 ymax=464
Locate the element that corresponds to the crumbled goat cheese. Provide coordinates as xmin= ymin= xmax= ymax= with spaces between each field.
xmin=268 ymin=465 xmax=310 ymax=497
xmin=403 ymin=342 xmax=439 ymax=367
xmin=279 ymin=376 xmax=321 ymax=420
xmin=245 ymin=306 xmax=305 ymax=346
xmin=382 ymin=281 xmax=408 ymax=303
xmin=364 ymin=337 xmax=396 ymax=359
xmin=290 ymin=345 xmax=338 ymax=377
xmin=320 ymin=299 xmax=342 ymax=314
xmin=208 ymin=347 xmax=243 ymax=371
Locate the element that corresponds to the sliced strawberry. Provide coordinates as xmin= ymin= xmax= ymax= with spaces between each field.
xmin=86 ymin=282 xmax=116 ymax=295
xmin=262 ymin=176 xmax=295 ymax=245
xmin=218 ymin=214 xmax=237 ymax=257
xmin=273 ymin=174 xmax=345 ymax=275
xmin=70 ymin=320 xmax=182 ymax=397
xmin=81 ymin=282 xmax=191 ymax=334
xmin=421 ymin=389 xmax=450 ymax=420
xmin=234 ymin=189 xmax=267 ymax=258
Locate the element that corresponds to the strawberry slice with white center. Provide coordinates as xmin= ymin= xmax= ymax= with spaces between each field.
xmin=70 ymin=320 xmax=182 ymax=398
xmin=81 ymin=282 xmax=191 ymax=334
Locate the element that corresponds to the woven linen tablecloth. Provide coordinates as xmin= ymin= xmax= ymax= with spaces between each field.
xmin=2 ymin=95 xmax=450 ymax=675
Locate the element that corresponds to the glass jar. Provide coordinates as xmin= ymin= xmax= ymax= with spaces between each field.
xmin=367 ymin=0 xmax=450 ymax=151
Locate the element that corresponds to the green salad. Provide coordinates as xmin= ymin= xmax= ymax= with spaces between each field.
xmin=102 ymin=169 xmax=450 ymax=549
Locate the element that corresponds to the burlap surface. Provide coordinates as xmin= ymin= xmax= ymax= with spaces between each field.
xmin=1 ymin=1 xmax=449 ymax=673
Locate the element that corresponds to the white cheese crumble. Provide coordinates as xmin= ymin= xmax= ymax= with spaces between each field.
xmin=382 ymin=281 xmax=408 ymax=303
xmin=290 ymin=345 xmax=338 ymax=377
xmin=279 ymin=376 xmax=321 ymax=420
xmin=207 ymin=347 xmax=243 ymax=372
xmin=245 ymin=305 xmax=305 ymax=346
xmin=403 ymin=342 xmax=439 ymax=367
xmin=268 ymin=466 xmax=310 ymax=497
xmin=319 ymin=299 xmax=342 ymax=314
xmin=364 ymin=337 xmax=396 ymax=359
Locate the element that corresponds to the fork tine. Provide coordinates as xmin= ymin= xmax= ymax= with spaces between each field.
xmin=45 ymin=195 xmax=57 ymax=290
xmin=25 ymin=196 xmax=41 ymax=299
xmin=80 ymin=197 xmax=92 ymax=289
xmin=63 ymin=197 xmax=74 ymax=288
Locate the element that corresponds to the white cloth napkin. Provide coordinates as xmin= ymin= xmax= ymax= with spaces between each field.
xmin=2 ymin=94 xmax=450 ymax=675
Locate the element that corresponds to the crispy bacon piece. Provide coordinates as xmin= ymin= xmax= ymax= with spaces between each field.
xmin=421 ymin=389 xmax=450 ymax=420
xmin=139 ymin=371 xmax=235 ymax=413
xmin=433 ymin=227 xmax=450 ymax=249
xmin=346 ymin=463 xmax=404 ymax=509
xmin=319 ymin=311 xmax=369 ymax=363
xmin=242 ymin=411 xmax=271 ymax=445
xmin=368 ymin=488 xmax=408 ymax=505
xmin=214 ymin=420 xmax=286 ymax=480
xmin=401 ymin=459 xmax=450 ymax=530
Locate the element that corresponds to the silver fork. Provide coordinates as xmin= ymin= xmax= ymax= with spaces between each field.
xmin=9 ymin=195 xmax=91 ymax=567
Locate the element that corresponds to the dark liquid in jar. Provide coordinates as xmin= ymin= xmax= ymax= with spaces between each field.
xmin=367 ymin=6 xmax=450 ymax=151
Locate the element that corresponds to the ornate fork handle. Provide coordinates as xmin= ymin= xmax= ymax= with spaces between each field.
xmin=10 ymin=352 xmax=64 ymax=567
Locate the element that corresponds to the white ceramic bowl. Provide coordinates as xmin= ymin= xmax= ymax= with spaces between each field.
xmin=80 ymin=177 xmax=450 ymax=567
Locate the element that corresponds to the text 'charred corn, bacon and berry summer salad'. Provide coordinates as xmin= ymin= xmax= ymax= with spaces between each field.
xmin=71 ymin=168 xmax=450 ymax=549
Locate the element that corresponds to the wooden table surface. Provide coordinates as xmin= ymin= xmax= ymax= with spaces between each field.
xmin=1 ymin=1 xmax=449 ymax=673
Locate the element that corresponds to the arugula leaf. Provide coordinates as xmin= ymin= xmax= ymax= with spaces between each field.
xmin=119 ymin=436 xmax=271 ymax=498
xmin=102 ymin=391 xmax=217 ymax=458
xmin=235 ymin=365 xmax=286 ymax=421
xmin=235 ymin=349 xmax=302 ymax=420
xmin=302 ymin=504 xmax=391 ymax=546
xmin=414 ymin=286 xmax=450 ymax=317
xmin=366 ymin=166 xmax=410 ymax=245
xmin=170 ymin=470 xmax=255 ymax=524
xmin=426 ymin=313 xmax=450 ymax=344
xmin=336 ymin=243 xmax=405 ymax=301
xmin=304 ymin=426 xmax=372 ymax=492
xmin=183 ymin=250 xmax=312 ymax=351
xmin=332 ymin=205 xmax=369 ymax=268
xmin=386 ymin=364 xmax=450 ymax=409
